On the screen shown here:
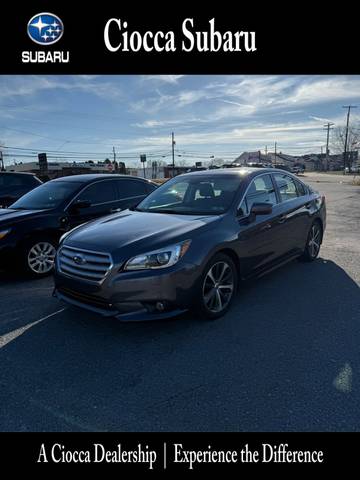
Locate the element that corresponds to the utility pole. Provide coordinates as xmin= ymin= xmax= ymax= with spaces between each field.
xmin=171 ymin=132 xmax=175 ymax=177
xmin=265 ymin=145 xmax=268 ymax=157
xmin=274 ymin=141 xmax=277 ymax=165
xmin=343 ymin=105 xmax=358 ymax=173
xmin=0 ymin=150 xmax=4 ymax=171
xmin=112 ymin=146 xmax=117 ymax=172
xmin=323 ymin=122 xmax=334 ymax=171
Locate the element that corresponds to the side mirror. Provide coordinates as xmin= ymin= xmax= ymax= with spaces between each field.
xmin=250 ymin=202 xmax=272 ymax=216
xmin=71 ymin=199 xmax=91 ymax=211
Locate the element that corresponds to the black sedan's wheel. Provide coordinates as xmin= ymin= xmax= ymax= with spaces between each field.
xmin=196 ymin=253 xmax=238 ymax=320
xmin=22 ymin=239 xmax=57 ymax=277
xmin=300 ymin=221 xmax=322 ymax=262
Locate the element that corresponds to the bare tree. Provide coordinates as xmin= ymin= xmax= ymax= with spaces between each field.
xmin=176 ymin=158 xmax=188 ymax=167
xmin=331 ymin=123 xmax=360 ymax=155
xmin=210 ymin=157 xmax=225 ymax=167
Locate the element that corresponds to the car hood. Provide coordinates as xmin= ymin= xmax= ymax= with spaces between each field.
xmin=0 ymin=208 xmax=45 ymax=225
xmin=65 ymin=210 xmax=223 ymax=258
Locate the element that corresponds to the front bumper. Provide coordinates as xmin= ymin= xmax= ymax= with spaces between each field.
xmin=0 ymin=239 xmax=16 ymax=268
xmin=53 ymin=260 xmax=199 ymax=321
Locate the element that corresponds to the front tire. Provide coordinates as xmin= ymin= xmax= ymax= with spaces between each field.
xmin=299 ymin=220 xmax=322 ymax=262
xmin=21 ymin=238 xmax=57 ymax=277
xmin=195 ymin=253 xmax=238 ymax=320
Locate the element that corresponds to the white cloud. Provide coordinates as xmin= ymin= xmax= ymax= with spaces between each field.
xmin=0 ymin=76 xmax=123 ymax=101
xmin=141 ymin=75 xmax=185 ymax=84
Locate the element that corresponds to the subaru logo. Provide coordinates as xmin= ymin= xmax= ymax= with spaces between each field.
xmin=27 ymin=13 xmax=64 ymax=46
xmin=73 ymin=255 xmax=86 ymax=265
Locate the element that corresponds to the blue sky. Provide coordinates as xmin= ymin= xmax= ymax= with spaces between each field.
xmin=0 ymin=75 xmax=359 ymax=166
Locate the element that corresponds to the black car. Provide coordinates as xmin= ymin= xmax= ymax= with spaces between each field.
xmin=0 ymin=172 xmax=42 ymax=207
xmin=0 ymin=174 xmax=157 ymax=276
xmin=273 ymin=163 xmax=292 ymax=173
xmin=53 ymin=168 xmax=326 ymax=321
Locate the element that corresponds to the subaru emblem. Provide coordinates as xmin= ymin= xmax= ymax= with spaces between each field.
xmin=27 ymin=13 xmax=64 ymax=46
xmin=73 ymin=255 xmax=86 ymax=265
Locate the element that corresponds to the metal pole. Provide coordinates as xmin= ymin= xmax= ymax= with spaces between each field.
xmin=171 ymin=132 xmax=175 ymax=177
xmin=324 ymin=122 xmax=334 ymax=171
xmin=343 ymin=105 xmax=357 ymax=173
xmin=274 ymin=142 xmax=277 ymax=165
xmin=112 ymin=146 xmax=116 ymax=173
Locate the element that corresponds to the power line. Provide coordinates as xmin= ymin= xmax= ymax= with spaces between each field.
xmin=2 ymin=145 xmax=171 ymax=157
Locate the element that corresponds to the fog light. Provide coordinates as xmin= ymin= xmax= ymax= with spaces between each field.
xmin=156 ymin=302 xmax=165 ymax=311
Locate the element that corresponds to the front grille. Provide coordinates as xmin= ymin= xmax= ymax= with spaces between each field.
xmin=57 ymin=286 xmax=114 ymax=310
xmin=58 ymin=245 xmax=112 ymax=283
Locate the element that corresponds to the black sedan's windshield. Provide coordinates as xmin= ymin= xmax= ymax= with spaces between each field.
xmin=136 ymin=175 xmax=241 ymax=215
xmin=11 ymin=181 xmax=81 ymax=210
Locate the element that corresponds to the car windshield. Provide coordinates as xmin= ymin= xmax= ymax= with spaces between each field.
xmin=136 ymin=175 xmax=241 ymax=215
xmin=11 ymin=181 xmax=80 ymax=210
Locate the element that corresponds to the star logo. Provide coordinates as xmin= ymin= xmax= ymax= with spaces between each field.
xmin=27 ymin=13 xmax=64 ymax=45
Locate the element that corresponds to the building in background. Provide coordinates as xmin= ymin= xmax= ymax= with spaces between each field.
xmin=233 ymin=150 xmax=359 ymax=171
xmin=6 ymin=161 xmax=114 ymax=179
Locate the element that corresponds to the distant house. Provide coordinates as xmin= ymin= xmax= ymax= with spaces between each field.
xmin=234 ymin=151 xmax=268 ymax=165
xmin=233 ymin=151 xmax=301 ymax=167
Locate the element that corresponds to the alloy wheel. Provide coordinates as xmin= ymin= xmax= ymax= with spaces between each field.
xmin=202 ymin=261 xmax=234 ymax=313
xmin=27 ymin=242 xmax=56 ymax=274
xmin=308 ymin=224 xmax=321 ymax=258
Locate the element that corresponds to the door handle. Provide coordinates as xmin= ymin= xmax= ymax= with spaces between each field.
xmin=110 ymin=208 xmax=122 ymax=213
xmin=277 ymin=214 xmax=286 ymax=224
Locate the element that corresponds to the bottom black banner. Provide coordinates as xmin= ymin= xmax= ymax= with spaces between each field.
xmin=0 ymin=432 xmax=356 ymax=471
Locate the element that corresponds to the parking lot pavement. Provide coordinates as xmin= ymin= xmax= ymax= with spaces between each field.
xmin=0 ymin=172 xmax=360 ymax=432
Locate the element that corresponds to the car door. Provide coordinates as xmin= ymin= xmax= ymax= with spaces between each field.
xmin=272 ymin=172 xmax=312 ymax=255
xmin=67 ymin=179 xmax=120 ymax=227
xmin=236 ymin=173 xmax=285 ymax=276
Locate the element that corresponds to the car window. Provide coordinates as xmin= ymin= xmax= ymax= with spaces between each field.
xmin=146 ymin=182 xmax=157 ymax=194
xmin=77 ymin=180 xmax=118 ymax=205
xmin=273 ymin=173 xmax=299 ymax=202
xmin=294 ymin=179 xmax=306 ymax=196
xmin=240 ymin=174 xmax=277 ymax=215
xmin=115 ymin=179 xmax=148 ymax=198
xmin=137 ymin=176 xmax=240 ymax=215
xmin=11 ymin=181 xmax=80 ymax=210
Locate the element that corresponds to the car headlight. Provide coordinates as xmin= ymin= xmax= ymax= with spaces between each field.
xmin=0 ymin=229 xmax=11 ymax=240
xmin=124 ymin=240 xmax=191 ymax=271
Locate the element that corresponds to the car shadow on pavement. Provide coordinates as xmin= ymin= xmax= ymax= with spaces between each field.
xmin=0 ymin=257 xmax=360 ymax=432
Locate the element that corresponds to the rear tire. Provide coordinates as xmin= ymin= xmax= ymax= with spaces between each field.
xmin=194 ymin=253 xmax=238 ymax=320
xmin=299 ymin=220 xmax=322 ymax=262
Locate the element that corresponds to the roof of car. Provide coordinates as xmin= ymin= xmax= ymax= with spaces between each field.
xmin=51 ymin=174 xmax=154 ymax=183
xmin=178 ymin=167 xmax=276 ymax=178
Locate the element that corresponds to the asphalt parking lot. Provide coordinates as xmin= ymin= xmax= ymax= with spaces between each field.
xmin=0 ymin=172 xmax=360 ymax=432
